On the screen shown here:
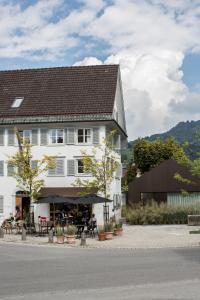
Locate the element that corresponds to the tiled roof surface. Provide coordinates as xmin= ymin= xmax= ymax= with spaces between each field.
xmin=0 ymin=65 xmax=118 ymax=118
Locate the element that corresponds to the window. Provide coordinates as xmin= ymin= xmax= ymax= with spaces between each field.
xmin=11 ymin=97 xmax=24 ymax=108
xmin=77 ymin=129 xmax=91 ymax=144
xmin=49 ymin=129 xmax=64 ymax=144
xmin=76 ymin=159 xmax=90 ymax=175
xmin=18 ymin=130 xmax=32 ymax=144
xmin=48 ymin=158 xmax=64 ymax=176
xmin=77 ymin=159 xmax=84 ymax=174
xmin=23 ymin=130 xmax=31 ymax=143
xmin=0 ymin=196 xmax=3 ymax=213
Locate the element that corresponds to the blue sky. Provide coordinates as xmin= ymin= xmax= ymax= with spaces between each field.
xmin=183 ymin=54 xmax=200 ymax=89
xmin=1 ymin=0 xmax=200 ymax=139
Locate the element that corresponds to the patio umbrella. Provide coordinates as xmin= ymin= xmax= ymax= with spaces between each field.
xmin=37 ymin=195 xmax=74 ymax=225
xmin=71 ymin=194 xmax=112 ymax=205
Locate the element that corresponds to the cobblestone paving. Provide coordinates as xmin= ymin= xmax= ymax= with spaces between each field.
xmin=1 ymin=225 xmax=200 ymax=249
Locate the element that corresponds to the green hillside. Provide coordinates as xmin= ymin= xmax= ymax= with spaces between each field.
xmin=123 ymin=120 xmax=200 ymax=162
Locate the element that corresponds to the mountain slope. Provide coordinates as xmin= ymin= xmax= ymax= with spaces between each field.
xmin=123 ymin=120 xmax=200 ymax=162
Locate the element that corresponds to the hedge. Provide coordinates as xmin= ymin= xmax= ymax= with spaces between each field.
xmin=122 ymin=201 xmax=200 ymax=225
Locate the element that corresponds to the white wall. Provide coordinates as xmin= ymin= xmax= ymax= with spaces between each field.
xmin=0 ymin=123 xmax=122 ymax=226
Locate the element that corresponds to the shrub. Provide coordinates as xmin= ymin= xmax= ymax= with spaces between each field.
xmin=65 ymin=225 xmax=77 ymax=236
xmin=56 ymin=227 xmax=64 ymax=236
xmin=104 ymin=222 xmax=114 ymax=232
xmin=124 ymin=201 xmax=200 ymax=225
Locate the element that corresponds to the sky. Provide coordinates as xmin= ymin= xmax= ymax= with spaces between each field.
xmin=1 ymin=0 xmax=200 ymax=140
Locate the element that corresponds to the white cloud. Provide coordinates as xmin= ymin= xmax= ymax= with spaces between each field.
xmin=1 ymin=0 xmax=200 ymax=139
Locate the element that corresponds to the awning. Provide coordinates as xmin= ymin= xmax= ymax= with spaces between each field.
xmin=37 ymin=195 xmax=74 ymax=204
xmin=39 ymin=187 xmax=97 ymax=198
xmin=71 ymin=194 xmax=112 ymax=205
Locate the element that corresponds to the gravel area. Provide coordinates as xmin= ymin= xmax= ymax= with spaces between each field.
xmin=1 ymin=224 xmax=200 ymax=249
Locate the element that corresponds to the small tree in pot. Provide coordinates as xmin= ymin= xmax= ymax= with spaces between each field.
xmin=56 ymin=227 xmax=64 ymax=244
xmin=98 ymin=226 xmax=106 ymax=241
xmin=65 ymin=225 xmax=77 ymax=244
xmin=104 ymin=222 xmax=114 ymax=240
xmin=114 ymin=222 xmax=123 ymax=236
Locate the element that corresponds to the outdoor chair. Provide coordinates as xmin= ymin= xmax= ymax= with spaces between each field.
xmin=86 ymin=222 xmax=97 ymax=238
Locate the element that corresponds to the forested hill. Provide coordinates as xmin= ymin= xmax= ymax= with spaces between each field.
xmin=123 ymin=120 xmax=200 ymax=162
xmin=148 ymin=120 xmax=200 ymax=144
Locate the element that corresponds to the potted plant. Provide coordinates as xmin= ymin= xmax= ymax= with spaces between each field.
xmin=65 ymin=225 xmax=77 ymax=244
xmin=56 ymin=227 xmax=64 ymax=244
xmin=98 ymin=226 xmax=106 ymax=241
xmin=104 ymin=222 xmax=114 ymax=240
xmin=114 ymin=222 xmax=123 ymax=236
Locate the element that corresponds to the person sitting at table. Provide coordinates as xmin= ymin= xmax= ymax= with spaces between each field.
xmin=88 ymin=214 xmax=97 ymax=228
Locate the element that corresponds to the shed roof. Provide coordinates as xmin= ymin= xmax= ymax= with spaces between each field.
xmin=128 ymin=159 xmax=200 ymax=205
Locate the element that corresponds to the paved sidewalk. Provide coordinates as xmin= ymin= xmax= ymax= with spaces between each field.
xmin=0 ymin=225 xmax=200 ymax=249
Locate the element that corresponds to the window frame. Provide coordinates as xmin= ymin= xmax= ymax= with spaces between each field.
xmin=49 ymin=129 xmax=64 ymax=145
xmin=77 ymin=128 xmax=92 ymax=145
xmin=76 ymin=158 xmax=91 ymax=176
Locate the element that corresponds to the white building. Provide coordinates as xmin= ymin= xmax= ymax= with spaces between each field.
xmin=0 ymin=65 xmax=127 ymax=225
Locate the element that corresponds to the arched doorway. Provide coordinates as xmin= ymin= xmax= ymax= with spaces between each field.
xmin=16 ymin=191 xmax=30 ymax=221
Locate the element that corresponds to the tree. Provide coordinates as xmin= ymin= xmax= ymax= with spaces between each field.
xmin=74 ymin=130 xmax=120 ymax=222
xmin=122 ymin=162 xmax=137 ymax=192
xmin=134 ymin=138 xmax=189 ymax=174
xmin=8 ymin=129 xmax=55 ymax=221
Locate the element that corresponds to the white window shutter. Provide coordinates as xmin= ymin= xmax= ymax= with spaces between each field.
xmin=67 ymin=128 xmax=75 ymax=144
xmin=40 ymin=129 xmax=48 ymax=145
xmin=0 ymin=129 xmax=4 ymax=146
xmin=67 ymin=160 xmax=75 ymax=176
xmin=8 ymin=129 xmax=15 ymax=146
xmin=7 ymin=163 xmax=14 ymax=176
xmin=93 ymin=128 xmax=99 ymax=144
xmin=56 ymin=159 xmax=64 ymax=176
xmin=0 ymin=196 xmax=3 ymax=213
xmin=48 ymin=166 xmax=55 ymax=176
xmin=32 ymin=129 xmax=38 ymax=145
xmin=0 ymin=161 xmax=4 ymax=176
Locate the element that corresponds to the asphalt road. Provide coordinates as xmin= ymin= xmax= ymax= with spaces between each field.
xmin=0 ymin=244 xmax=200 ymax=300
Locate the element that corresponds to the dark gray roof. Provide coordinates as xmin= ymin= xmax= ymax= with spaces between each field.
xmin=0 ymin=65 xmax=119 ymax=119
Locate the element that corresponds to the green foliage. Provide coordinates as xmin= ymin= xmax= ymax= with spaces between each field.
xmin=104 ymin=222 xmax=114 ymax=232
xmin=56 ymin=227 xmax=64 ymax=236
xmin=65 ymin=225 xmax=77 ymax=236
xmin=133 ymin=138 xmax=188 ymax=174
xmin=123 ymin=121 xmax=200 ymax=163
xmin=122 ymin=162 xmax=137 ymax=192
xmin=74 ymin=130 xmax=120 ymax=199
xmin=114 ymin=222 xmax=123 ymax=229
xmin=123 ymin=201 xmax=200 ymax=225
xmin=98 ymin=226 xmax=105 ymax=234
xmin=7 ymin=129 xmax=55 ymax=201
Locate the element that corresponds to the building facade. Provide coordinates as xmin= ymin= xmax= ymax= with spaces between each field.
xmin=0 ymin=65 xmax=127 ymax=225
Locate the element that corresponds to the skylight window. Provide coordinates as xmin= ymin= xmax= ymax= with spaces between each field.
xmin=11 ymin=97 xmax=24 ymax=108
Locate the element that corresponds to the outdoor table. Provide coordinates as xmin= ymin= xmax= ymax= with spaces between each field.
xmin=38 ymin=221 xmax=53 ymax=236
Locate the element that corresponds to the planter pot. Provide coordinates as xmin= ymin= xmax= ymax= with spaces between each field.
xmin=66 ymin=235 xmax=76 ymax=244
xmin=114 ymin=228 xmax=123 ymax=236
xmin=56 ymin=235 xmax=64 ymax=244
xmin=105 ymin=231 xmax=113 ymax=240
xmin=98 ymin=232 xmax=106 ymax=241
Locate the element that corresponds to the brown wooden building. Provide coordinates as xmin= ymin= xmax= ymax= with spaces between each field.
xmin=128 ymin=159 xmax=200 ymax=206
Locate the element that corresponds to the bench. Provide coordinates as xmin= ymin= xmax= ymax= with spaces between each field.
xmin=188 ymin=215 xmax=200 ymax=226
